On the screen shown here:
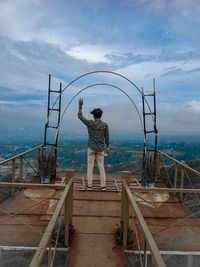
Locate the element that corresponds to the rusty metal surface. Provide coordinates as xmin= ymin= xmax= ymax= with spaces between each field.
xmin=66 ymin=234 xmax=126 ymax=267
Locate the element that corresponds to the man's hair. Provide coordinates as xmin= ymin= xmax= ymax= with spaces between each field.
xmin=90 ymin=108 xmax=103 ymax=118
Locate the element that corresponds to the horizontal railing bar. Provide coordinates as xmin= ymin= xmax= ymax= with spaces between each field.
xmin=131 ymin=186 xmax=200 ymax=194
xmin=125 ymin=250 xmax=200 ymax=256
xmin=0 ymin=246 xmax=68 ymax=252
xmin=45 ymin=145 xmax=145 ymax=152
xmin=123 ymin=179 xmax=166 ymax=267
xmin=30 ymin=178 xmax=73 ymax=267
xmin=0 ymin=182 xmax=65 ymax=189
xmin=158 ymin=150 xmax=200 ymax=177
xmin=0 ymin=145 xmax=43 ymax=165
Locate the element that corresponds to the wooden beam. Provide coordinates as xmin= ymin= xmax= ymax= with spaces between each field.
xmin=19 ymin=156 xmax=23 ymax=183
xmin=0 ymin=145 xmax=43 ymax=165
xmin=11 ymin=159 xmax=15 ymax=197
xmin=180 ymin=167 xmax=185 ymax=201
xmin=121 ymin=171 xmax=130 ymax=248
xmin=65 ymin=170 xmax=74 ymax=247
xmin=0 ymin=182 xmax=65 ymax=190
xmin=156 ymin=152 xmax=161 ymax=179
xmin=30 ymin=178 xmax=73 ymax=267
xmin=123 ymin=179 xmax=166 ymax=267
xmin=51 ymin=144 xmax=144 ymax=152
xmin=174 ymin=163 xmax=178 ymax=195
xmin=130 ymin=186 xmax=200 ymax=194
xmin=159 ymin=150 xmax=200 ymax=177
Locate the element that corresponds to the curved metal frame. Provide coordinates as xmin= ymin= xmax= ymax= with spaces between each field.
xmin=46 ymin=70 xmax=154 ymax=125
xmin=54 ymin=83 xmax=145 ymax=144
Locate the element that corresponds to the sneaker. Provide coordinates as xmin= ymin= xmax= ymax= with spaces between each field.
xmin=85 ymin=184 xmax=92 ymax=191
xmin=101 ymin=186 xmax=107 ymax=191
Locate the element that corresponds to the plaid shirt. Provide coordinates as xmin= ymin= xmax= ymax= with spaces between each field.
xmin=78 ymin=112 xmax=109 ymax=152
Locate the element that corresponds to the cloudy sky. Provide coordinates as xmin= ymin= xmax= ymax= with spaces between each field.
xmin=0 ymin=0 xmax=200 ymax=142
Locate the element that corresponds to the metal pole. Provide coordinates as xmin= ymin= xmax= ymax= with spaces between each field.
xmin=142 ymin=87 xmax=147 ymax=156
xmin=153 ymin=78 xmax=158 ymax=159
xmin=44 ymin=74 xmax=51 ymax=145
xmin=55 ymin=82 xmax=62 ymax=160
xmin=19 ymin=156 xmax=23 ymax=183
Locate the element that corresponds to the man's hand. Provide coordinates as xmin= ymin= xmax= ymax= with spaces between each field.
xmin=78 ymin=98 xmax=83 ymax=113
xmin=79 ymin=98 xmax=83 ymax=106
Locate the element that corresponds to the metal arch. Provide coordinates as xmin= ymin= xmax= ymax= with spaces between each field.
xmin=54 ymin=83 xmax=146 ymax=145
xmin=46 ymin=70 xmax=154 ymax=125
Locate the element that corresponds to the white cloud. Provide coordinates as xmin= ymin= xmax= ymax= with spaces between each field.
xmin=186 ymin=100 xmax=200 ymax=114
xmin=157 ymin=101 xmax=200 ymax=134
xmin=65 ymin=45 xmax=112 ymax=63
xmin=115 ymin=60 xmax=200 ymax=85
xmin=0 ymin=1 xmax=39 ymax=41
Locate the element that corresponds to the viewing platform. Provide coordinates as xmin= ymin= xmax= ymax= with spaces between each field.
xmin=0 ymin=161 xmax=200 ymax=266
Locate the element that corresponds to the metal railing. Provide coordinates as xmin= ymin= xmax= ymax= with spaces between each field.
xmin=156 ymin=150 xmax=200 ymax=201
xmin=1 ymin=145 xmax=200 ymax=266
xmin=0 ymin=145 xmax=43 ymax=196
xmin=29 ymin=169 xmax=74 ymax=267
xmin=121 ymin=171 xmax=166 ymax=267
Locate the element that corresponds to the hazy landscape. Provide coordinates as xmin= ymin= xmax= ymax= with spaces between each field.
xmin=1 ymin=134 xmax=200 ymax=175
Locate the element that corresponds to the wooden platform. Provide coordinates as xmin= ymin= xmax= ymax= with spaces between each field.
xmin=0 ymin=173 xmax=200 ymax=266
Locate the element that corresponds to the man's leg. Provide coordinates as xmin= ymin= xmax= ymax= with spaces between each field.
xmin=96 ymin=151 xmax=106 ymax=187
xmin=87 ymin=148 xmax=95 ymax=187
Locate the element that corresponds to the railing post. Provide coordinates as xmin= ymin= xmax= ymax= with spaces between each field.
xmin=65 ymin=169 xmax=74 ymax=247
xmin=12 ymin=159 xmax=16 ymax=196
xmin=156 ymin=152 xmax=161 ymax=179
xmin=143 ymin=241 xmax=147 ymax=267
xmin=37 ymin=148 xmax=41 ymax=175
xmin=48 ymin=241 xmax=51 ymax=267
xmin=121 ymin=171 xmax=130 ymax=248
xmin=19 ymin=156 xmax=23 ymax=183
xmin=180 ymin=167 xmax=185 ymax=201
xmin=174 ymin=163 xmax=178 ymax=196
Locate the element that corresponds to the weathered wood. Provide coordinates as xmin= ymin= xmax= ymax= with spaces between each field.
xmin=50 ymin=144 xmax=144 ymax=152
xmin=12 ymin=159 xmax=15 ymax=197
xmin=29 ymin=177 xmax=73 ymax=267
xmin=159 ymin=150 xmax=200 ymax=177
xmin=0 ymin=182 xmax=65 ymax=189
xmin=156 ymin=152 xmax=161 ymax=179
xmin=143 ymin=241 xmax=147 ymax=267
xmin=188 ymin=255 xmax=194 ymax=267
xmin=130 ymin=186 xmax=200 ymax=194
xmin=121 ymin=171 xmax=130 ymax=248
xmin=65 ymin=170 xmax=74 ymax=247
xmin=19 ymin=156 xmax=23 ymax=183
xmin=0 ymin=145 xmax=43 ymax=165
xmin=65 ymin=169 xmax=74 ymax=184
xmin=48 ymin=242 xmax=51 ymax=267
xmin=180 ymin=167 xmax=185 ymax=201
xmin=123 ymin=180 xmax=166 ymax=267
xmin=174 ymin=163 xmax=178 ymax=195
xmin=37 ymin=148 xmax=41 ymax=175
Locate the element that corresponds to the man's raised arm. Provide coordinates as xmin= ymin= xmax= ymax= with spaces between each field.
xmin=78 ymin=98 xmax=91 ymax=126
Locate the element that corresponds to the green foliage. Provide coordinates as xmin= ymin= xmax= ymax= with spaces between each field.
xmin=38 ymin=148 xmax=56 ymax=179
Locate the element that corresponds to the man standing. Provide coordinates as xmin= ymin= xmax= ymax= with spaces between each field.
xmin=78 ymin=98 xmax=109 ymax=191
